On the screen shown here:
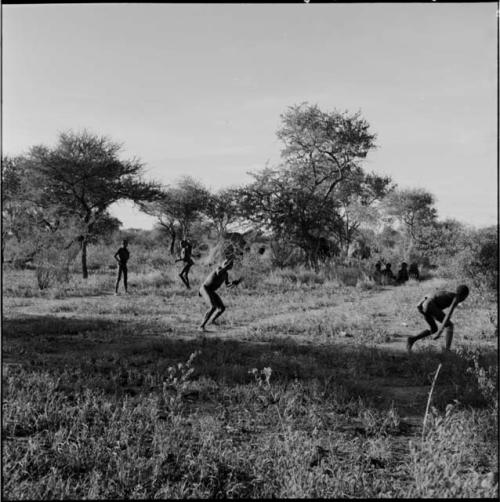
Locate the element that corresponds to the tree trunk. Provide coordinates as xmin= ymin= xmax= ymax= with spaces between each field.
xmin=81 ymin=240 xmax=88 ymax=279
xmin=170 ymin=229 xmax=176 ymax=255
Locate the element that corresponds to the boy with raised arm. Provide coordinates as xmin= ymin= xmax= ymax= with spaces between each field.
xmin=199 ymin=258 xmax=242 ymax=331
xmin=407 ymin=284 xmax=469 ymax=353
xmin=176 ymin=239 xmax=194 ymax=289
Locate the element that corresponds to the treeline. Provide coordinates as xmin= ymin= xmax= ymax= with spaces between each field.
xmin=2 ymin=103 xmax=497 ymax=291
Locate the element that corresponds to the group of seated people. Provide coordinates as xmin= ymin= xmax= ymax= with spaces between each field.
xmin=373 ymin=260 xmax=419 ymax=285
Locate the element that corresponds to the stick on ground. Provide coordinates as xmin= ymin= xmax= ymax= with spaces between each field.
xmin=422 ymin=362 xmax=442 ymax=440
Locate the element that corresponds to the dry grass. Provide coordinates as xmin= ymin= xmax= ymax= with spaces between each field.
xmin=2 ymin=265 xmax=498 ymax=499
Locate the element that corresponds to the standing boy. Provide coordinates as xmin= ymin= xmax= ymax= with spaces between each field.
xmin=114 ymin=239 xmax=130 ymax=294
xmin=407 ymin=284 xmax=469 ymax=353
xmin=199 ymin=259 xmax=241 ymax=330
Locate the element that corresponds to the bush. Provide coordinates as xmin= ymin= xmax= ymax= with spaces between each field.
xmin=442 ymin=226 xmax=498 ymax=291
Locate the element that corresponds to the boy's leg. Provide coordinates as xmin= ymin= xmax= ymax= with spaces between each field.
xmin=123 ymin=267 xmax=128 ymax=292
xmin=179 ymin=264 xmax=190 ymax=288
xmin=179 ymin=271 xmax=187 ymax=288
xmin=179 ymin=273 xmax=188 ymax=288
xmin=201 ymin=307 xmax=216 ymax=329
xmin=182 ymin=264 xmax=192 ymax=289
xmin=209 ymin=293 xmax=225 ymax=325
xmin=185 ymin=264 xmax=192 ymax=288
xmin=444 ymin=321 xmax=454 ymax=350
xmin=407 ymin=312 xmax=438 ymax=352
xmin=200 ymin=287 xmax=217 ymax=329
xmin=115 ymin=266 xmax=123 ymax=293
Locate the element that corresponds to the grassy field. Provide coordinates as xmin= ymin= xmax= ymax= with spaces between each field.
xmin=2 ymin=263 xmax=498 ymax=499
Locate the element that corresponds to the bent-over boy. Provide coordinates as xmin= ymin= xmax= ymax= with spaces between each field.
xmin=199 ymin=259 xmax=241 ymax=330
xmin=407 ymin=284 xmax=469 ymax=353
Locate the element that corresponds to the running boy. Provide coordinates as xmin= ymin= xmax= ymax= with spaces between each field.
xmin=176 ymin=239 xmax=194 ymax=289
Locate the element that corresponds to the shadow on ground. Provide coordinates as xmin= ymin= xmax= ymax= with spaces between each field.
xmin=3 ymin=314 xmax=497 ymax=417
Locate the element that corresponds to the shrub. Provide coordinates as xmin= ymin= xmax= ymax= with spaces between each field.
xmin=442 ymin=226 xmax=498 ymax=291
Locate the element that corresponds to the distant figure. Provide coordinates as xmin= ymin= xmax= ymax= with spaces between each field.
xmin=176 ymin=239 xmax=194 ymax=289
xmin=199 ymin=259 xmax=242 ymax=331
xmin=114 ymin=239 xmax=130 ymax=294
xmin=382 ymin=263 xmax=396 ymax=285
xmin=407 ymin=284 xmax=469 ymax=353
xmin=373 ymin=261 xmax=383 ymax=284
xmin=397 ymin=262 xmax=409 ymax=284
xmin=409 ymin=262 xmax=420 ymax=281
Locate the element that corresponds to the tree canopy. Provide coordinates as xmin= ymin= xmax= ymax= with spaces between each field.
xmin=141 ymin=176 xmax=210 ymax=254
xmin=4 ymin=130 xmax=161 ymax=277
xmin=238 ymin=103 xmax=387 ymax=265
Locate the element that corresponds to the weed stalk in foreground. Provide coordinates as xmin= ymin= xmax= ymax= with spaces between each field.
xmin=421 ymin=362 xmax=442 ymax=440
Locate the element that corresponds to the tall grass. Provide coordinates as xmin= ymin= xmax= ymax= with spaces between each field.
xmin=3 ymin=348 xmax=497 ymax=499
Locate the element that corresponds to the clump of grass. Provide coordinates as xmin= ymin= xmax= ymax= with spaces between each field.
xmin=408 ymin=403 xmax=498 ymax=498
xmin=3 ymin=343 xmax=498 ymax=499
xmin=263 ymin=267 xmax=325 ymax=288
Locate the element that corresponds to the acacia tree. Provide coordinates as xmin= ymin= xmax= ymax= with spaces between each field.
xmin=141 ymin=176 xmax=210 ymax=254
xmin=2 ymin=155 xmax=75 ymax=267
xmin=238 ymin=103 xmax=383 ymax=266
xmin=21 ymin=130 xmax=161 ymax=278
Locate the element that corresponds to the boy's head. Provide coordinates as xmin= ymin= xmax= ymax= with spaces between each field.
xmin=456 ymin=284 xmax=469 ymax=303
xmin=122 ymin=239 xmax=128 ymax=247
xmin=401 ymin=262 xmax=408 ymax=269
xmin=181 ymin=240 xmax=187 ymax=247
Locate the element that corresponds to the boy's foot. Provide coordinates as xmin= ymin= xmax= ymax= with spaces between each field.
xmin=406 ymin=337 xmax=414 ymax=354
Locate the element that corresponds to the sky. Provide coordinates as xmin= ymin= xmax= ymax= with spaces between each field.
xmin=2 ymin=3 xmax=498 ymax=230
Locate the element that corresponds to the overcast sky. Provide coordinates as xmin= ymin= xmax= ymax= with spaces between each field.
xmin=3 ymin=3 xmax=497 ymax=229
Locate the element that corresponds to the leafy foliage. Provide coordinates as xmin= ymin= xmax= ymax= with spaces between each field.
xmin=141 ymin=176 xmax=210 ymax=254
xmin=383 ymin=188 xmax=437 ymax=255
xmin=204 ymin=188 xmax=241 ymax=240
xmin=3 ymin=131 xmax=161 ymax=278
xmin=238 ymin=103 xmax=387 ymax=266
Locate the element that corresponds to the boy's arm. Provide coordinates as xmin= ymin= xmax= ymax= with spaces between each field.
xmin=433 ymin=297 xmax=459 ymax=340
xmin=114 ymin=250 xmax=120 ymax=262
xmin=228 ymin=277 xmax=243 ymax=289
